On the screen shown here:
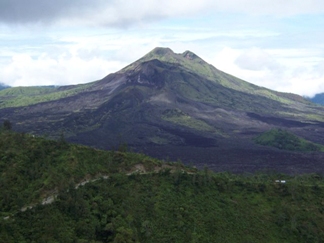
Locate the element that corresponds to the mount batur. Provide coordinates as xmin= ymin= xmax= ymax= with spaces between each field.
xmin=1 ymin=47 xmax=324 ymax=173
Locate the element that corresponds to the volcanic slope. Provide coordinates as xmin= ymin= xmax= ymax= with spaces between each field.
xmin=1 ymin=47 xmax=324 ymax=173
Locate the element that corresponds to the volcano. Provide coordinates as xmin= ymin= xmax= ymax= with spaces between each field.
xmin=1 ymin=47 xmax=324 ymax=173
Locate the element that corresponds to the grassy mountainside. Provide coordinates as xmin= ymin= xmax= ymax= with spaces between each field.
xmin=1 ymin=130 xmax=324 ymax=242
xmin=0 ymin=84 xmax=92 ymax=108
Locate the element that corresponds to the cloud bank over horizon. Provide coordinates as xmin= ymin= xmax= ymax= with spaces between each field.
xmin=0 ymin=0 xmax=323 ymax=96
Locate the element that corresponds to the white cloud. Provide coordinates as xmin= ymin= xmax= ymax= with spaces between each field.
xmin=209 ymin=46 xmax=324 ymax=97
xmin=317 ymin=61 xmax=324 ymax=76
xmin=235 ymin=48 xmax=282 ymax=71
xmin=0 ymin=52 xmax=123 ymax=87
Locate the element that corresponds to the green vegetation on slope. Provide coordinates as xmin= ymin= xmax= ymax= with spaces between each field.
xmin=0 ymin=84 xmax=92 ymax=108
xmin=2 ymin=167 xmax=324 ymax=242
xmin=254 ymin=128 xmax=324 ymax=152
xmin=1 ymin=129 xmax=324 ymax=242
xmin=162 ymin=109 xmax=216 ymax=132
xmin=0 ymin=130 xmax=172 ymax=215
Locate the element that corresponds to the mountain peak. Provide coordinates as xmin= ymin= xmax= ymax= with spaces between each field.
xmin=123 ymin=47 xmax=208 ymax=71
xmin=142 ymin=47 xmax=203 ymax=63
xmin=120 ymin=47 xmax=220 ymax=88
xmin=147 ymin=47 xmax=202 ymax=62
xmin=140 ymin=47 xmax=177 ymax=62
xmin=150 ymin=47 xmax=175 ymax=56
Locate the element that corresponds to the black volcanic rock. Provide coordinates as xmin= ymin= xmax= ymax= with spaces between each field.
xmin=1 ymin=47 xmax=324 ymax=174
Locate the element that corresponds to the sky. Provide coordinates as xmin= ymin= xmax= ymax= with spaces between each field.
xmin=0 ymin=0 xmax=323 ymax=97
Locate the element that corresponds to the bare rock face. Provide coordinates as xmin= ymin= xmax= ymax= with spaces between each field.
xmin=1 ymin=47 xmax=324 ymax=174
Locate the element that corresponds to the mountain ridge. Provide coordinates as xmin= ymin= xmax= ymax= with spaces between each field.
xmin=308 ymin=92 xmax=324 ymax=105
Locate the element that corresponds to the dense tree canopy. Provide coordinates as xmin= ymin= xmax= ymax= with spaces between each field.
xmin=1 ymin=130 xmax=324 ymax=242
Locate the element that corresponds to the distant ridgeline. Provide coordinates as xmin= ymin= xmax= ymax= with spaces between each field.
xmin=1 ymin=129 xmax=324 ymax=242
xmin=0 ymin=83 xmax=10 ymax=91
xmin=308 ymin=93 xmax=324 ymax=105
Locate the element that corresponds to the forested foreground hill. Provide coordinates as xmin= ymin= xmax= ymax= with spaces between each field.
xmin=0 ymin=129 xmax=182 ymax=214
xmin=1 ymin=130 xmax=324 ymax=242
